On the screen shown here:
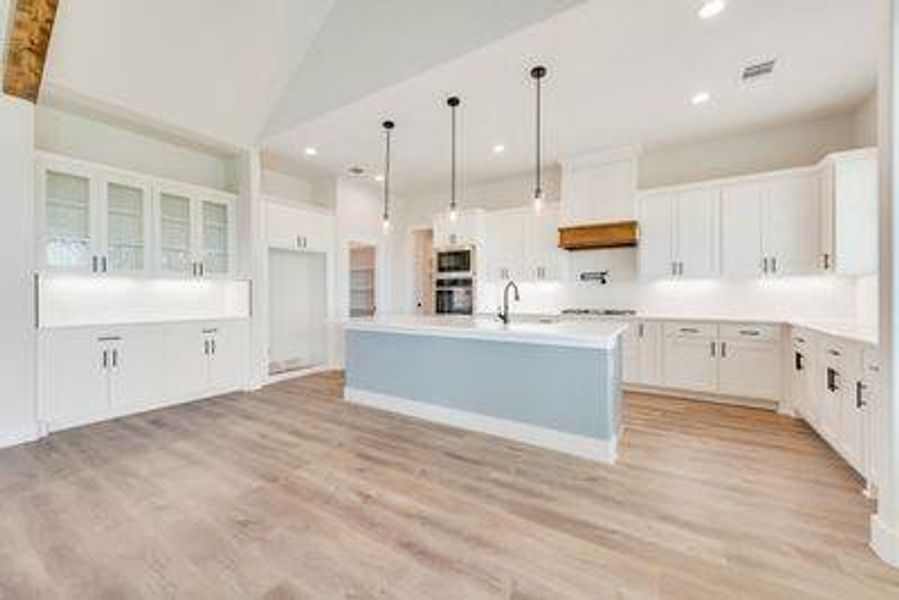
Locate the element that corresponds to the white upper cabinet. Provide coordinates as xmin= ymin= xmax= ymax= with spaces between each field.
xmin=637 ymin=192 xmax=675 ymax=280
xmin=432 ymin=209 xmax=486 ymax=248
xmin=721 ymin=182 xmax=765 ymax=277
xmin=484 ymin=205 xmax=561 ymax=282
xmin=764 ymin=173 xmax=820 ymax=276
xmin=154 ymin=183 xmax=236 ymax=278
xmin=638 ymin=188 xmax=719 ymax=280
xmin=37 ymin=153 xmax=238 ymax=279
xmin=267 ymin=201 xmax=335 ymax=253
xmin=819 ymin=148 xmax=878 ymax=275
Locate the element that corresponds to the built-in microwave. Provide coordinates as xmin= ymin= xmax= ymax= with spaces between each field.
xmin=435 ymin=247 xmax=474 ymax=276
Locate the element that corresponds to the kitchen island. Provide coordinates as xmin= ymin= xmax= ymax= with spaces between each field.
xmin=344 ymin=316 xmax=627 ymax=462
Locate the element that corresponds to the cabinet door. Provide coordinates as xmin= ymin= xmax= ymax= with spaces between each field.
xmin=819 ymin=343 xmax=846 ymax=444
xmin=39 ymin=329 xmax=109 ymax=429
xmin=717 ymin=340 xmax=780 ymax=400
xmin=621 ymin=324 xmax=639 ymax=383
xmin=639 ymin=194 xmax=675 ymax=280
xmin=524 ymin=205 xmax=561 ymax=281
xmin=486 ymin=211 xmax=525 ymax=281
xmin=108 ymin=327 xmax=166 ymax=412
xmin=832 ymin=154 xmax=878 ymax=275
xmin=158 ymin=189 xmax=195 ymax=276
xmin=819 ymin=164 xmax=835 ymax=273
xmin=763 ymin=174 xmax=820 ymax=276
xmin=638 ymin=322 xmax=665 ymax=386
xmin=38 ymin=161 xmax=100 ymax=272
xmin=102 ymin=175 xmax=152 ymax=274
xmin=840 ymin=350 xmax=865 ymax=473
xmin=675 ymin=188 xmax=720 ymax=278
xmin=663 ymin=335 xmax=718 ymax=393
xmin=199 ymin=196 xmax=235 ymax=276
xmin=207 ymin=322 xmax=248 ymax=393
xmin=721 ymin=183 xmax=764 ymax=277
xmin=163 ymin=323 xmax=210 ymax=400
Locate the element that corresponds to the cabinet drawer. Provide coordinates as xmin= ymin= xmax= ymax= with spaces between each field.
xmin=663 ymin=322 xmax=717 ymax=338
xmin=719 ymin=323 xmax=780 ymax=343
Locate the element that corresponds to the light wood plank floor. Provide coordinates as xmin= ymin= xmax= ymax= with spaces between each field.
xmin=1 ymin=372 xmax=898 ymax=599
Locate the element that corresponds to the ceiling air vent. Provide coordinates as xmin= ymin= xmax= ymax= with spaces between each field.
xmin=742 ymin=59 xmax=776 ymax=81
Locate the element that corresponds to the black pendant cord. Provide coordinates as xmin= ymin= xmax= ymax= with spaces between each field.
xmin=448 ymin=96 xmax=460 ymax=214
xmin=531 ymin=66 xmax=547 ymax=201
xmin=382 ymin=120 xmax=394 ymax=223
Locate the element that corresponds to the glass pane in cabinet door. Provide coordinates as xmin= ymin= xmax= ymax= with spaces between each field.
xmin=159 ymin=193 xmax=192 ymax=273
xmin=107 ymin=182 xmax=145 ymax=271
xmin=45 ymin=171 xmax=92 ymax=269
xmin=202 ymin=200 xmax=229 ymax=274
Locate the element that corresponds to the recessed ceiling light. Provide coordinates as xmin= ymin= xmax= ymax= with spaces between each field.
xmin=493 ymin=144 xmax=506 ymax=154
xmin=304 ymin=147 xmax=318 ymax=156
xmin=691 ymin=91 xmax=711 ymax=106
xmin=698 ymin=0 xmax=725 ymax=19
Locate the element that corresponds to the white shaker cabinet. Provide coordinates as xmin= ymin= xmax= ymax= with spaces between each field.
xmin=764 ymin=173 xmax=820 ymax=276
xmin=716 ymin=324 xmax=781 ymax=401
xmin=638 ymin=189 xmax=719 ymax=280
xmin=432 ymin=209 xmax=486 ymax=248
xmin=38 ymin=328 xmax=112 ymax=428
xmin=486 ymin=210 xmax=526 ymax=281
xmin=819 ymin=148 xmax=878 ymax=275
xmin=623 ymin=321 xmax=664 ymax=386
xmin=524 ymin=204 xmax=562 ymax=281
xmin=484 ymin=205 xmax=561 ymax=282
xmin=107 ymin=326 xmax=167 ymax=412
xmin=721 ymin=183 xmax=766 ymax=277
xmin=662 ymin=323 xmax=718 ymax=393
xmin=266 ymin=201 xmax=335 ymax=254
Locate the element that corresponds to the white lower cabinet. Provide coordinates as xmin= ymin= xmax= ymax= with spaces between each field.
xmin=39 ymin=319 xmax=248 ymax=432
xmin=628 ymin=321 xmax=782 ymax=402
xmin=789 ymin=328 xmax=875 ymax=479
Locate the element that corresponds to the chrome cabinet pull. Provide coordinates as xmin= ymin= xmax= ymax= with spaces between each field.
xmin=710 ymin=341 xmax=716 ymax=357
xmin=102 ymin=349 xmax=109 ymax=369
xmin=92 ymin=256 xmax=99 ymax=273
xmin=823 ymin=253 xmax=831 ymax=270
xmin=771 ymin=257 xmax=778 ymax=273
xmin=680 ymin=327 xmax=700 ymax=334
xmin=827 ymin=348 xmax=842 ymax=357
xmin=762 ymin=257 xmax=768 ymax=274
xmin=211 ymin=339 xmax=216 ymax=355
xmin=102 ymin=256 xmax=108 ymax=272
xmin=856 ymin=381 xmax=867 ymax=409
xmin=721 ymin=342 xmax=727 ymax=358
xmin=111 ymin=349 xmax=118 ymax=368
xmin=739 ymin=329 xmax=760 ymax=337
xmin=204 ymin=340 xmax=210 ymax=355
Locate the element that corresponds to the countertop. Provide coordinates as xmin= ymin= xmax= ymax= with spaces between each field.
xmin=345 ymin=315 xmax=627 ymax=350
xmin=480 ymin=312 xmax=878 ymax=346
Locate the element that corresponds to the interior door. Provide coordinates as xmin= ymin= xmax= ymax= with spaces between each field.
xmin=675 ymin=188 xmax=719 ymax=278
xmin=763 ymin=174 xmax=820 ymax=276
xmin=720 ymin=183 xmax=764 ymax=277
xmin=639 ymin=193 xmax=675 ymax=280
xmin=39 ymin=329 xmax=109 ymax=428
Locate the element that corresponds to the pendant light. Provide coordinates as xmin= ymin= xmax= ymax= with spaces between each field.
xmin=530 ymin=65 xmax=547 ymax=212
xmin=447 ymin=96 xmax=461 ymax=222
xmin=381 ymin=120 xmax=394 ymax=232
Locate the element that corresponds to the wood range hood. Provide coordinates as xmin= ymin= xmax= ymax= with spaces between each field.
xmin=558 ymin=220 xmax=639 ymax=251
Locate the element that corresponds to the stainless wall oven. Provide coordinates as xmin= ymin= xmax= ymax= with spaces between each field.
xmin=435 ymin=277 xmax=474 ymax=315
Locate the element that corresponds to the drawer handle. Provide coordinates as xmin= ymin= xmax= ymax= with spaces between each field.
xmin=739 ymin=330 xmax=761 ymax=337
xmin=827 ymin=349 xmax=842 ymax=357
xmin=679 ymin=327 xmax=700 ymax=334
xmin=794 ymin=337 xmax=806 ymax=344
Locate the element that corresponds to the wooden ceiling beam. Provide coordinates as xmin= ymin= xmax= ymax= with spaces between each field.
xmin=3 ymin=0 xmax=59 ymax=103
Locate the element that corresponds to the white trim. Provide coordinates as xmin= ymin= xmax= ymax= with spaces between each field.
xmin=0 ymin=425 xmax=40 ymax=449
xmin=872 ymin=514 xmax=899 ymax=568
xmin=265 ymin=363 xmax=339 ymax=385
xmin=344 ymin=387 xmax=617 ymax=463
xmin=623 ymin=383 xmax=779 ymax=411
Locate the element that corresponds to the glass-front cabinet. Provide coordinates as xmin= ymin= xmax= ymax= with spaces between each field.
xmin=154 ymin=182 xmax=236 ymax=278
xmin=37 ymin=153 xmax=236 ymax=279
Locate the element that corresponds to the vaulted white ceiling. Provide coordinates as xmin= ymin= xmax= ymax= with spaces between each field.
xmin=262 ymin=0 xmax=881 ymax=194
xmin=41 ymin=0 xmax=585 ymax=148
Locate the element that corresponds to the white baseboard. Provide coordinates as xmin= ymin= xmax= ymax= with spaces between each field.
xmin=872 ymin=513 xmax=899 ymax=568
xmin=344 ymin=387 xmax=617 ymax=463
xmin=0 ymin=425 xmax=39 ymax=449
xmin=623 ymin=383 xmax=778 ymax=411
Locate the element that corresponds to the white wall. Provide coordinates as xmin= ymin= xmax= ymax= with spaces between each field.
xmin=261 ymin=169 xmax=314 ymax=206
xmin=35 ymin=105 xmax=237 ymax=191
xmin=639 ymin=110 xmax=861 ymax=189
xmin=854 ymin=92 xmax=879 ymax=147
xmin=0 ymin=95 xmax=37 ymax=447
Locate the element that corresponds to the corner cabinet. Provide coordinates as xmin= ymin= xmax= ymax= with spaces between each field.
xmin=36 ymin=153 xmax=237 ymax=279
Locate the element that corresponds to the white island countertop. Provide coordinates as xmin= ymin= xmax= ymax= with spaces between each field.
xmin=345 ymin=315 xmax=628 ymax=350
